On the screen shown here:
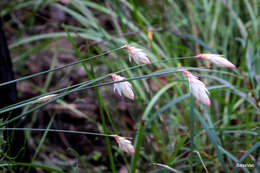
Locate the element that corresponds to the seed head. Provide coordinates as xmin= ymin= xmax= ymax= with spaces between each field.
xmin=108 ymin=73 xmax=134 ymax=100
xmin=177 ymin=70 xmax=210 ymax=106
xmin=35 ymin=94 xmax=58 ymax=104
xmin=122 ymin=45 xmax=151 ymax=64
xmin=195 ymin=54 xmax=236 ymax=68
xmin=112 ymin=135 xmax=135 ymax=155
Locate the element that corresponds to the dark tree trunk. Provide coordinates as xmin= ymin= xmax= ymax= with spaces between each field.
xmin=0 ymin=20 xmax=17 ymax=107
xmin=0 ymin=18 xmax=31 ymax=172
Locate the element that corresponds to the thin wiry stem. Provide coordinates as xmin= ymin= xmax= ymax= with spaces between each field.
xmin=0 ymin=50 xmax=240 ymax=88
xmin=0 ymin=57 xmax=193 ymax=114
xmin=194 ymin=150 xmax=209 ymax=173
xmin=0 ymin=128 xmax=115 ymax=137
xmin=152 ymin=163 xmax=180 ymax=173
xmin=64 ymin=24 xmax=117 ymax=173
xmin=0 ymin=46 xmax=123 ymax=87
xmin=0 ymin=65 xmax=241 ymax=116
xmin=0 ymin=56 xmax=197 ymax=114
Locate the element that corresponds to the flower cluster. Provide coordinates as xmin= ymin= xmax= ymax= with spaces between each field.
xmin=104 ymin=45 xmax=236 ymax=153
xmin=109 ymin=45 xmax=236 ymax=106
xmin=32 ymin=43 xmax=237 ymax=156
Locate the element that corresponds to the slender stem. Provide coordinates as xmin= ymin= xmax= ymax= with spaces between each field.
xmin=0 ymin=128 xmax=113 ymax=137
xmin=245 ymin=101 xmax=250 ymax=163
xmin=98 ymin=95 xmax=116 ymax=173
xmin=0 ymin=60 xmax=239 ymax=115
xmin=26 ymin=115 xmax=56 ymax=173
xmin=63 ymin=25 xmax=116 ymax=173
xmin=189 ymin=95 xmax=195 ymax=173
xmin=0 ymin=47 xmax=122 ymax=87
xmin=130 ymin=119 xmax=145 ymax=173
xmin=0 ymin=69 xmax=235 ymax=127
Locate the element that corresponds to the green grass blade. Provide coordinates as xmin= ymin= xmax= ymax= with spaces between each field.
xmin=189 ymin=95 xmax=195 ymax=172
xmin=130 ymin=119 xmax=145 ymax=173
xmin=142 ymin=82 xmax=177 ymax=119
xmin=0 ymin=128 xmax=113 ymax=137
xmin=31 ymin=115 xmax=55 ymax=162
xmin=0 ymin=162 xmax=65 ymax=173
xmin=194 ymin=110 xmax=228 ymax=173
xmin=0 ymin=47 xmax=122 ymax=87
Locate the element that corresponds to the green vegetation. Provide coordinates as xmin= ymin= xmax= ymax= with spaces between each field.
xmin=0 ymin=0 xmax=259 ymax=172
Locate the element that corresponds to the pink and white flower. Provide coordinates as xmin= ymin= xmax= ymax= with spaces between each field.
xmin=195 ymin=54 xmax=236 ymax=68
xmin=108 ymin=73 xmax=134 ymax=100
xmin=112 ymin=135 xmax=135 ymax=155
xmin=177 ymin=70 xmax=210 ymax=106
xmin=122 ymin=45 xmax=151 ymax=64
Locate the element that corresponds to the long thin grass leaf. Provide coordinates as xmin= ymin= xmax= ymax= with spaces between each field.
xmin=0 ymin=66 xmax=242 ymax=126
xmin=194 ymin=110 xmax=228 ymax=173
xmin=0 ymin=47 xmax=122 ymax=87
xmin=201 ymin=74 xmax=260 ymax=111
xmin=0 ymin=162 xmax=65 ymax=173
xmin=143 ymin=82 xmax=177 ymax=119
xmin=64 ymin=24 xmax=116 ymax=173
xmin=189 ymin=95 xmax=195 ymax=171
xmin=0 ymin=128 xmax=113 ymax=137
xmin=145 ymin=85 xmax=227 ymax=128
xmin=31 ymin=115 xmax=55 ymax=162
xmin=0 ymin=76 xmax=106 ymax=115
xmin=0 ymin=64 xmax=235 ymax=115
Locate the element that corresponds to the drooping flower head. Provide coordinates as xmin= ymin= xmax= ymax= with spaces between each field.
xmin=112 ymin=135 xmax=135 ymax=155
xmin=195 ymin=54 xmax=236 ymax=68
xmin=177 ymin=70 xmax=210 ymax=106
xmin=35 ymin=94 xmax=58 ymax=104
xmin=122 ymin=45 xmax=151 ymax=64
xmin=108 ymin=73 xmax=134 ymax=100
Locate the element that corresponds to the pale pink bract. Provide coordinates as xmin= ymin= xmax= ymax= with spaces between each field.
xmin=108 ymin=73 xmax=134 ymax=100
xmin=177 ymin=70 xmax=210 ymax=106
xmin=195 ymin=54 xmax=236 ymax=68
xmin=112 ymin=135 xmax=135 ymax=155
xmin=122 ymin=45 xmax=151 ymax=64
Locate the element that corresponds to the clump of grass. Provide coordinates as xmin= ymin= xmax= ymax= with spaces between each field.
xmin=0 ymin=0 xmax=259 ymax=173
